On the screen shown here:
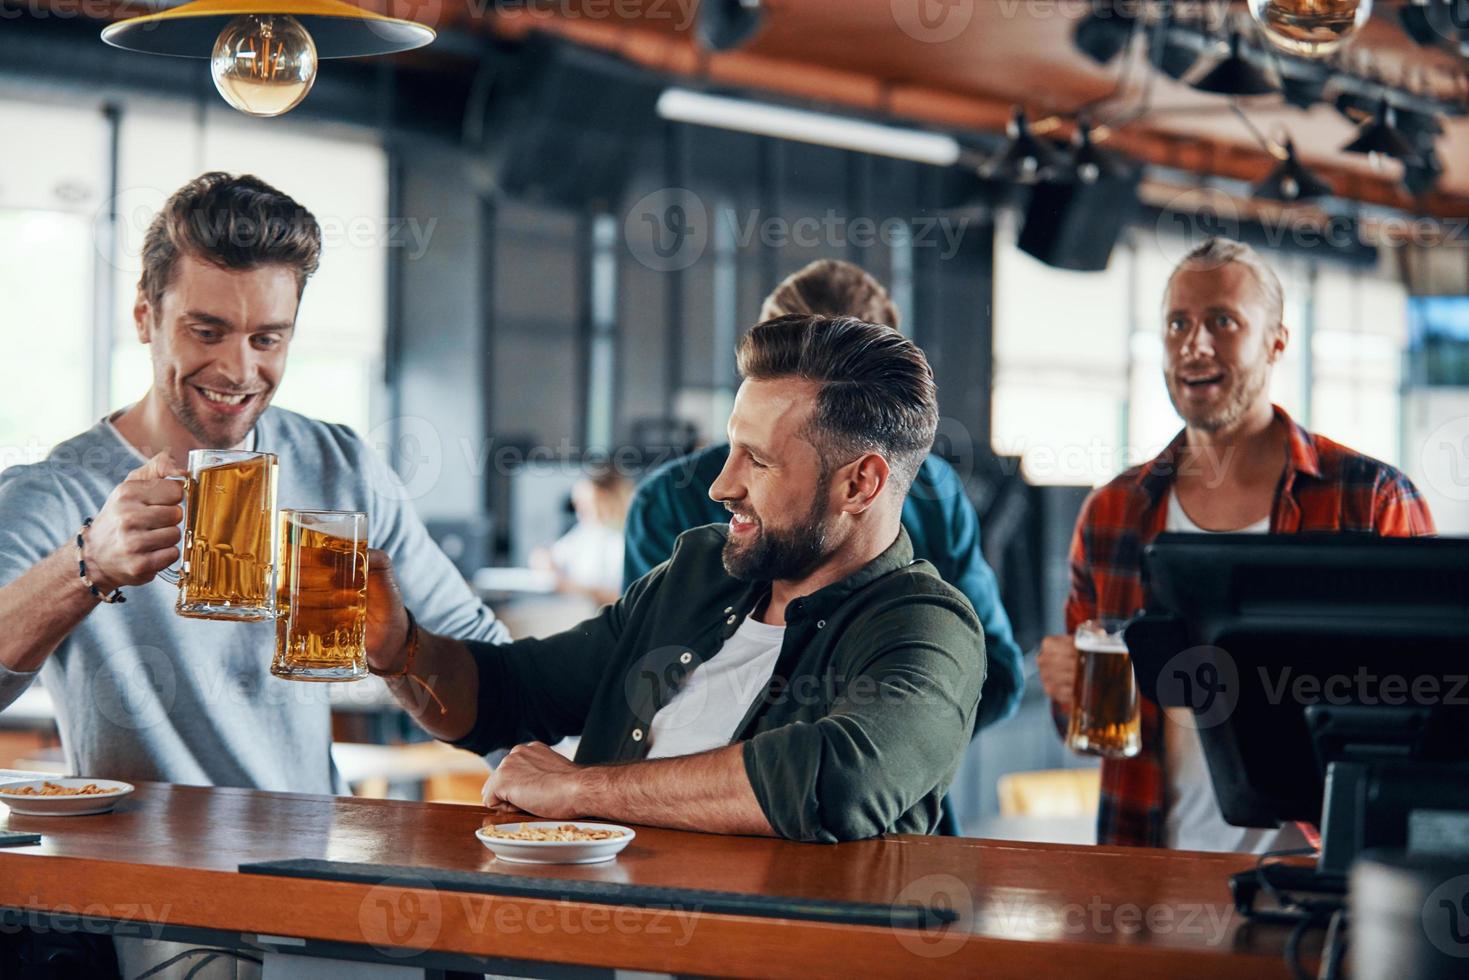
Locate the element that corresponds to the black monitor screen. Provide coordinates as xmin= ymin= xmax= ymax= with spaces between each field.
xmin=1125 ymin=533 xmax=1469 ymax=828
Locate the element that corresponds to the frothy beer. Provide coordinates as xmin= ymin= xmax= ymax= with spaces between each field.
xmin=1066 ymin=622 xmax=1142 ymax=759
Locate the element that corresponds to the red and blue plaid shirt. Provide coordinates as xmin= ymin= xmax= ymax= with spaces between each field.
xmin=1057 ymin=406 xmax=1436 ymax=847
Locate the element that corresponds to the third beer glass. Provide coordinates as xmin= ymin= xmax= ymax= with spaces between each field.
xmin=160 ymin=449 xmax=278 ymax=621
xmin=1066 ymin=618 xmax=1142 ymax=758
xmin=271 ymin=509 xmax=369 ymax=682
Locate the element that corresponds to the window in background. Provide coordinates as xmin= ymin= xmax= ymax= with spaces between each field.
xmin=1311 ymin=262 xmax=1405 ymax=466
xmin=992 ymin=210 xmax=1131 ymax=486
xmin=110 ymin=107 xmax=387 ymax=437
xmin=0 ymin=97 xmax=110 ymax=473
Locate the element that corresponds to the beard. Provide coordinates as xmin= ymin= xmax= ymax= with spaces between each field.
xmin=721 ymin=485 xmax=836 ymax=583
xmin=162 ymin=371 xmax=272 ymax=449
xmin=1167 ymin=359 xmax=1270 ymax=434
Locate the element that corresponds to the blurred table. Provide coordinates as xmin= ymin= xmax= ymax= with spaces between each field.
xmin=0 ymin=782 xmax=1316 ymax=978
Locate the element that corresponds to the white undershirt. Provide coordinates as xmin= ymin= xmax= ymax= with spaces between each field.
xmin=1162 ymin=491 xmax=1306 ymax=853
xmin=645 ymin=615 xmax=785 ymax=760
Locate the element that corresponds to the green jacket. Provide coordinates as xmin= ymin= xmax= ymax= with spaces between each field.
xmin=453 ymin=524 xmax=986 ymax=842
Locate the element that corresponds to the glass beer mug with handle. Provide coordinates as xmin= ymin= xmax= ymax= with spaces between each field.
xmin=1066 ymin=618 xmax=1142 ymax=759
xmin=158 ymin=449 xmax=279 ymax=621
xmin=271 ymin=509 xmax=369 ymax=682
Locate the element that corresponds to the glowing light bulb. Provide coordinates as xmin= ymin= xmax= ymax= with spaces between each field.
xmin=1247 ymin=0 xmax=1372 ymax=59
xmin=210 ymin=14 xmax=317 ymax=118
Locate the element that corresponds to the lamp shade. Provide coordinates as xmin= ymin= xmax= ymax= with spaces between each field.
xmin=101 ymin=0 xmax=435 ymax=58
xmin=1254 ymin=139 xmax=1332 ymax=202
xmin=1192 ymin=32 xmax=1277 ymax=97
xmin=1341 ymin=100 xmax=1419 ymax=162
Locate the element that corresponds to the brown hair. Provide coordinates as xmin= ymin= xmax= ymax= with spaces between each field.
xmin=736 ymin=314 xmax=937 ymax=496
xmin=139 ymin=172 xmax=322 ymax=308
xmin=759 ymin=259 xmax=901 ymax=329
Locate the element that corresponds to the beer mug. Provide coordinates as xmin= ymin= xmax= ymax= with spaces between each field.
xmin=271 ymin=509 xmax=369 ymax=683
xmin=1066 ymin=618 xmax=1142 ymax=759
xmin=160 ymin=449 xmax=279 ymax=621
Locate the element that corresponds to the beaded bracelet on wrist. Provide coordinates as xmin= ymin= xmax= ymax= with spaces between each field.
xmin=76 ymin=517 xmax=125 ymax=604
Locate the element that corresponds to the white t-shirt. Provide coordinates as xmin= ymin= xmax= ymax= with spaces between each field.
xmin=1162 ymin=491 xmax=1307 ymax=853
xmin=645 ymin=614 xmax=785 ymax=760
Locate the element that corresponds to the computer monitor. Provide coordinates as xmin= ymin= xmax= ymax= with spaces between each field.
xmin=1124 ymin=533 xmax=1469 ymax=884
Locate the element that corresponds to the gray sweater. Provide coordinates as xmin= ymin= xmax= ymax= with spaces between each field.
xmin=0 ymin=408 xmax=508 ymax=793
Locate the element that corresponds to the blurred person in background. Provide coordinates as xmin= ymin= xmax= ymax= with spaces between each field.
xmin=1037 ymin=237 xmax=1434 ymax=852
xmin=532 ymin=467 xmax=634 ymax=607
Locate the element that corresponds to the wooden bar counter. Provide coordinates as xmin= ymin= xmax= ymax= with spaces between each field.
xmin=0 ymin=783 xmax=1310 ymax=978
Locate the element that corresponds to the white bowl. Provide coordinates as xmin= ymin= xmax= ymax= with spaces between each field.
xmin=475 ymin=821 xmax=635 ymax=865
xmin=0 ymin=778 xmax=135 ymax=816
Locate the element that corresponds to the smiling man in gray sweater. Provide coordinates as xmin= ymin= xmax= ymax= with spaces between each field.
xmin=0 ymin=172 xmax=507 ymax=794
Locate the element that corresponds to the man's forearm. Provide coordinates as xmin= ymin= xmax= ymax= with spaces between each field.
xmin=0 ymin=546 xmax=100 ymax=674
xmin=578 ymin=744 xmax=774 ymax=837
xmin=378 ymin=630 xmax=482 ymax=743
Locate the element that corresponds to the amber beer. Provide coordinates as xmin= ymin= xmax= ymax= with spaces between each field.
xmin=1066 ymin=619 xmax=1142 ymax=758
xmin=159 ymin=450 xmax=278 ymax=621
xmin=271 ymin=510 xmax=369 ymax=682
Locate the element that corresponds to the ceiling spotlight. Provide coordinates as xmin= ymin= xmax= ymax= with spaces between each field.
xmin=1254 ymin=138 xmax=1332 ymax=201
xmin=1399 ymin=0 xmax=1458 ymax=47
xmin=697 ymin=0 xmax=765 ymax=53
xmin=982 ymin=107 xmax=1069 ymax=184
xmin=1403 ymin=146 xmax=1444 ymax=197
xmin=1071 ymin=123 xmax=1128 ymax=184
xmin=1280 ymin=66 xmax=1331 ymax=109
xmin=1395 ymin=106 xmax=1445 ymax=139
xmin=1333 ymin=89 xmax=1377 ymax=123
xmin=1149 ymin=14 xmax=1202 ymax=79
xmin=1073 ymin=1 xmax=1139 ymax=65
xmin=1192 ymin=32 xmax=1278 ymax=97
xmin=1248 ymin=0 xmax=1373 ymax=59
xmin=1341 ymin=98 xmax=1421 ymax=168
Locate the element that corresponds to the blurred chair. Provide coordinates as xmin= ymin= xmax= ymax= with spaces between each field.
xmin=997 ymin=768 xmax=1101 ymax=819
